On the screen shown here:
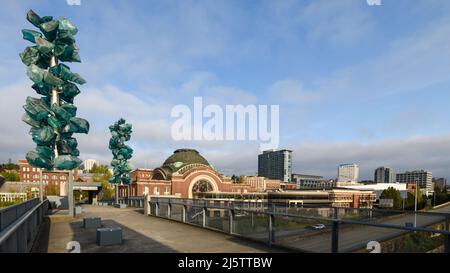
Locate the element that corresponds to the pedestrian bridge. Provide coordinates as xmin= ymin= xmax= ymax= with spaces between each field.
xmin=1 ymin=197 xmax=449 ymax=253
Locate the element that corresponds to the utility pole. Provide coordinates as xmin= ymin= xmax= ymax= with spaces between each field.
xmin=414 ymin=178 xmax=418 ymax=228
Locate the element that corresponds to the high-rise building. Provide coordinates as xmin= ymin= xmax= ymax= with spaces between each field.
xmin=82 ymin=159 xmax=99 ymax=173
xmin=337 ymin=163 xmax=359 ymax=184
xmin=258 ymin=149 xmax=292 ymax=183
xmin=396 ymin=170 xmax=433 ymax=194
xmin=433 ymin=178 xmax=447 ymax=191
xmin=374 ymin=166 xmax=396 ymax=183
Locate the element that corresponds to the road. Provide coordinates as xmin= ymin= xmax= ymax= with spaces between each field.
xmin=275 ymin=204 xmax=450 ymax=253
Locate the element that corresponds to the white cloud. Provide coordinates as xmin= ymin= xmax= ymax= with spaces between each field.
xmin=267 ymin=80 xmax=320 ymax=104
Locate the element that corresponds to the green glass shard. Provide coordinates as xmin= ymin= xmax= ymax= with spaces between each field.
xmin=54 ymin=155 xmax=81 ymax=170
xmin=20 ymin=47 xmax=40 ymax=66
xmin=121 ymin=174 xmax=131 ymax=185
xmin=51 ymin=64 xmax=86 ymax=85
xmin=63 ymin=117 xmax=89 ymax=134
xmin=22 ymin=29 xmax=43 ymax=43
xmin=39 ymin=20 xmax=58 ymax=41
xmin=43 ymin=71 xmax=64 ymax=87
xmin=30 ymin=125 xmax=56 ymax=146
xmin=60 ymin=82 xmax=80 ymax=103
xmin=26 ymin=150 xmax=53 ymax=169
xmin=35 ymin=37 xmax=54 ymax=54
xmin=36 ymin=145 xmax=54 ymax=160
xmin=26 ymin=10 xmax=42 ymax=28
xmin=55 ymin=30 xmax=75 ymax=44
xmin=31 ymin=82 xmax=52 ymax=96
xmin=118 ymin=146 xmax=133 ymax=160
xmin=40 ymin=16 xmax=53 ymax=24
xmin=23 ymin=96 xmax=50 ymax=121
xmin=26 ymin=64 xmax=45 ymax=83
xmin=58 ymin=18 xmax=78 ymax=35
xmin=22 ymin=112 xmax=41 ymax=128
xmin=47 ymin=115 xmax=64 ymax=130
xmin=60 ymin=103 xmax=77 ymax=118
xmin=56 ymin=138 xmax=79 ymax=156
xmin=51 ymin=104 xmax=72 ymax=122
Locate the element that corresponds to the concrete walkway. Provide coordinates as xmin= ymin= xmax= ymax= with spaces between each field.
xmin=32 ymin=205 xmax=282 ymax=253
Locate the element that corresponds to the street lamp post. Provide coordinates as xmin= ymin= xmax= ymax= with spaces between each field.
xmin=414 ymin=178 xmax=418 ymax=228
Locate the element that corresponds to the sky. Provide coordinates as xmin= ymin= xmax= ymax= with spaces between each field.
xmin=1 ymin=0 xmax=450 ymax=180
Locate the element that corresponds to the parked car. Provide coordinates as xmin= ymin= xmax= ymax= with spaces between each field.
xmin=311 ymin=224 xmax=326 ymax=230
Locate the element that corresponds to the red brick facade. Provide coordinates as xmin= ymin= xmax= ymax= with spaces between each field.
xmin=126 ymin=166 xmax=281 ymax=199
xmin=18 ymin=159 xmax=79 ymax=195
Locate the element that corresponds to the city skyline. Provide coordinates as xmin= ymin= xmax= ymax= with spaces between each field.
xmin=1 ymin=1 xmax=450 ymax=180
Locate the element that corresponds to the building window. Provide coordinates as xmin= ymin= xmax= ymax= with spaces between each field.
xmin=153 ymin=187 xmax=159 ymax=195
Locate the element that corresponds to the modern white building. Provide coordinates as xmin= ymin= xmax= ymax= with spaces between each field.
xmin=337 ymin=163 xmax=359 ymax=185
xmin=340 ymin=183 xmax=408 ymax=200
xmin=82 ymin=159 xmax=99 ymax=173
xmin=396 ymin=170 xmax=433 ymax=196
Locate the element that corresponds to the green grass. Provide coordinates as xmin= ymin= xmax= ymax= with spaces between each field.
xmin=0 ymin=200 xmax=22 ymax=208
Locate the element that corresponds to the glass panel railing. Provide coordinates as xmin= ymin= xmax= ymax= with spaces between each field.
xmin=232 ymin=211 xmax=269 ymax=242
xmin=186 ymin=205 xmax=203 ymax=226
xmin=170 ymin=204 xmax=183 ymax=222
xmin=159 ymin=203 xmax=168 ymax=218
xmin=273 ymin=215 xmax=333 ymax=253
xmin=205 ymin=208 xmax=230 ymax=233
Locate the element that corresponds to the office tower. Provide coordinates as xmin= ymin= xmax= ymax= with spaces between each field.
xmin=396 ymin=170 xmax=433 ymax=194
xmin=374 ymin=166 xmax=396 ymax=183
xmin=258 ymin=149 xmax=292 ymax=183
xmin=337 ymin=163 xmax=359 ymax=184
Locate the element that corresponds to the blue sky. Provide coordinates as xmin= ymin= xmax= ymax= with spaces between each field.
xmin=1 ymin=0 xmax=450 ymax=180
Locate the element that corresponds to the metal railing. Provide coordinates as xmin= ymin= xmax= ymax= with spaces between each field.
xmin=118 ymin=197 xmax=145 ymax=208
xmin=0 ymin=198 xmax=49 ymax=253
xmin=149 ymin=197 xmax=450 ymax=253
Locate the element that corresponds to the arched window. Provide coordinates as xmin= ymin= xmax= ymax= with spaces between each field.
xmin=192 ymin=180 xmax=214 ymax=194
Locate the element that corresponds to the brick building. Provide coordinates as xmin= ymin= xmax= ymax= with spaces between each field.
xmin=19 ymin=159 xmax=79 ymax=195
xmin=124 ymin=149 xmax=281 ymax=199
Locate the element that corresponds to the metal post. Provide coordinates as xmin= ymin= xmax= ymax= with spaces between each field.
xmin=414 ymin=179 xmax=418 ymax=227
xmin=202 ymin=207 xmax=207 ymax=227
xmin=115 ymin=184 xmax=119 ymax=205
xmin=331 ymin=221 xmax=339 ymax=253
xmin=155 ymin=201 xmax=159 ymax=216
xmin=229 ymin=209 xmax=234 ymax=234
xmin=182 ymin=205 xmax=187 ymax=223
xmin=68 ymin=170 xmax=74 ymax=217
xmin=269 ymin=213 xmax=275 ymax=244
xmin=445 ymin=216 xmax=450 ymax=253
xmin=39 ymin=169 xmax=43 ymax=202
xmin=168 ymin=203 xmax=172 ymax=218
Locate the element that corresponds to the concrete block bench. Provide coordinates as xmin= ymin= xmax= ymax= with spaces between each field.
xmin=75 ymin=206 xmax=82 ymax=215
xmin=83 ymin=217 xmax=102 ymax=229
xmin=96 ymin=227 xmax=123 ymax=246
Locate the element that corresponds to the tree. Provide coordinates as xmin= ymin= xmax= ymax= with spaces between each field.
xmin=380 ymin=187 xmax=402 ymax=209
xmin=0 ymin=171 xmax=20 ymax=181
xmin=406 ymin=187 xmax=424 ymax=210
xmin=91 ymin=164 xmax=114 ymax=200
